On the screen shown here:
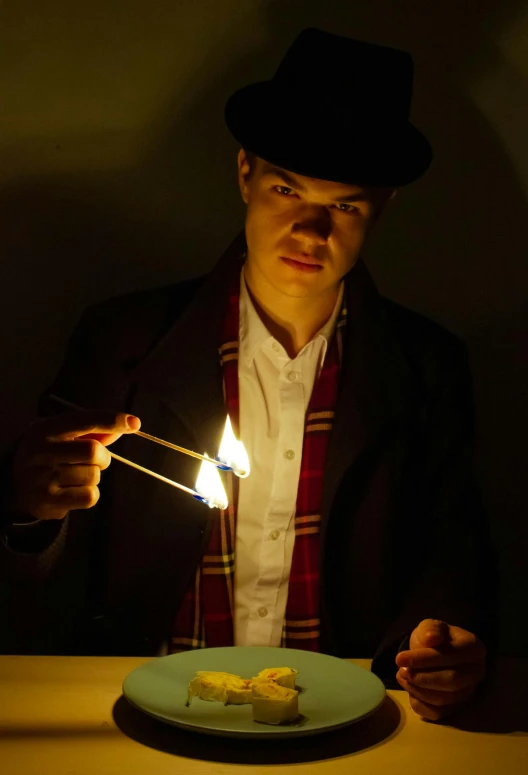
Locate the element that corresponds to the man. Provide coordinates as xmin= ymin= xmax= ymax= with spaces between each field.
xmin=1 ymin=29 xmax=491 ymax=721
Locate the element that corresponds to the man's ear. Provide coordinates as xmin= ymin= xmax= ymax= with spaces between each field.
xmin=237 ymin=148 xmax=252 ymax=204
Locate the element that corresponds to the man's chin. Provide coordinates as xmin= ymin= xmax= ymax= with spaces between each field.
xmin=272 ymin=277 xmax=328 ymax=300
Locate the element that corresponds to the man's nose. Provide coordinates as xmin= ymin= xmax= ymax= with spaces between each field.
xmin=292 ymin=207 xmax=332 ymax=243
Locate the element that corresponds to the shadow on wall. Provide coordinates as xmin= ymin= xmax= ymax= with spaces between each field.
xmin=1 ymin=0 xmax=527 ymax=654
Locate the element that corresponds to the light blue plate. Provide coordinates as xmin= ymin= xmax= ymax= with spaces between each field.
xmin=122 ymin=646 xmax=386 ymax=738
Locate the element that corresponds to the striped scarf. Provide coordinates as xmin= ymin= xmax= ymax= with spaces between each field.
xmin=171 ymin=266 xmax=346 ymax=652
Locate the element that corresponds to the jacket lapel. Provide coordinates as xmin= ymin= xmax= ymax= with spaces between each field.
xmin=102 ymin=237 xmax=245 ymax=646
xmin=130 ymin=235 xmax=246 ymax=455
xmin=318 ymin=258 xmax=420 ymax=652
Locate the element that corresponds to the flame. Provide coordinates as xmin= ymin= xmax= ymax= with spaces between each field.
xmin=195 ymin=453 xmax=229 ymax=510
xmin=217 ymin=415 xmax=250 ymax=478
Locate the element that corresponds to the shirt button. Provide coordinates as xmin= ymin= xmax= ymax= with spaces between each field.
xmin=284 ymin=449 xmax=295 ymax=460
xmin=287 ymin=371 xmax=297 ymax=382
xmin=269 ymin=530 xmax=280 ymax=541
xmin=258 ymin=607 xmax=268 ymax=618
xmin=272 ymin=342 xmax=280 ymax=353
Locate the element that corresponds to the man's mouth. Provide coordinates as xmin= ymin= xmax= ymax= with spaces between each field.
xmin=280 ymin=254 xmax=324 ymax=272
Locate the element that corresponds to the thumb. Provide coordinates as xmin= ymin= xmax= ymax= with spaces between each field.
xmin=410 ymin=619 xmax=450 ymax=650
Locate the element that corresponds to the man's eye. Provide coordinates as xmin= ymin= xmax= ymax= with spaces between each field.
xmin=336 ymin=203 xmax=358 ymax=213
xmin=275 ymin=185 xmax=294 ymax=196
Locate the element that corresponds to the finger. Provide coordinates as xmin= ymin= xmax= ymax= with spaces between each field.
xmin=396 ymin=643 xmax=485 ymax=670
xmin=32 ymin=439 xmax=112 ymax=469
xmin=39 ymin=411 xmax=140 ymax=442
xmin=21 ymin=483 xmax=102 ymax=519
xmin=52 ymin=485 xmax=101 ymax=511
xmin=52 ymin=464 xmax=101 ymax=488
xmin=412 ymin=619 xmax=450 ymax=649
xmin=408 ymin=694 xmax=461 ymax=722
xmin=449 ymin=628 xmax=487 ymax=656
xmin=402 ymin=663 xmax=485 ymax=692
xmin=78 ymin=431 xmax=126 ymax=447
xmin=397 ymin=672 xmax=475 ymax=708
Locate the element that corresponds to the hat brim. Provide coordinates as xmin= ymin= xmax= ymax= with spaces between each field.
xmin=225 ymin=82 xmax=433 ymax=187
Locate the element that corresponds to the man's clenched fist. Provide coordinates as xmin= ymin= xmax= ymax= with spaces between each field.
xmin=395 ymin=619 xmax=486 ymax=721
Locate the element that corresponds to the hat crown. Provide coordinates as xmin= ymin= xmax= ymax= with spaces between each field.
xmin=224 ymin=28 xmax=433 ymax=186
xmin=272 ymin=28 xmax=414 ymax=122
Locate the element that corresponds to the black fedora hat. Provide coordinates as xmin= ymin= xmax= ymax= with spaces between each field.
xmin=225 ymin=28 xmax=433 ymax=187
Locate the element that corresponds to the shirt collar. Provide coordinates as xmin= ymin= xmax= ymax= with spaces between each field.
xmin=239 ymin=266 xmax=344 ymax=367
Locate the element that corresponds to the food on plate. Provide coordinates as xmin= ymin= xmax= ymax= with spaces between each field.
xmin=187 ymin=671 xmax=252 ymax=705
xmin=251 ymin=678 xmax=300 ymax=725
xmin=255 ymin=667 xmax=298 ymax=689
xmin=186 ymin=666 xmax=301 ymax=724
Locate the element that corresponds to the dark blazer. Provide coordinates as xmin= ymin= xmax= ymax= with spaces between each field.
xmin=0 ymin=234 xmax=493 ymax=682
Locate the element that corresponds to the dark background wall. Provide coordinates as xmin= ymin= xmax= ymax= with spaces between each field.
xmin=1 ymin=1 xmax=527 ymax=655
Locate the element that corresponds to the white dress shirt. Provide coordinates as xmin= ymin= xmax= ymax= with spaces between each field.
xmin=234 ymin=268 xmax=344 ymax=646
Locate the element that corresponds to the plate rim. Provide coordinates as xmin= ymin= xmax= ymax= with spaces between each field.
xmin=121 ymin=647 xmax=387 ymax=739
xmin=122 ymin=691 xmax=387 ymax=739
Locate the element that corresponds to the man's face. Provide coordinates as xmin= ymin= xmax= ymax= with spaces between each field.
xmin=238 ymin=150 xmax=396 ymax=301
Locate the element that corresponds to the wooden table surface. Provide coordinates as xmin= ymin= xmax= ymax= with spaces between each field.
xmin=0 ymin=656 xmax=526 ymax=775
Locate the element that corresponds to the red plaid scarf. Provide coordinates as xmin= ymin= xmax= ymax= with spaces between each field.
xmin=171 ymin=267 xmax=346 ymax=652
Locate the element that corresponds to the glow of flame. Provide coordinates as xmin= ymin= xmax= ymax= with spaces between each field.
xmin=217 ymin=415 xmax=250 ymax=478
xmin=195 ymin=453 xmax=229 ymax=509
